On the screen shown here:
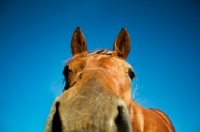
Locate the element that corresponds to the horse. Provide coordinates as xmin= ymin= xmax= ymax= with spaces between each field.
xmin=45 ymin=27 xmax=175 ymax=132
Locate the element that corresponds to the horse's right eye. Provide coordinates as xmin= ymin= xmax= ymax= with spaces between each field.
xmin=63 ymin=65 xmax=72 ymax=77
xmin=63 ymin=65 xmax=69 ymax=76
xmin=63 ymin=65 xmax=73 ymax=91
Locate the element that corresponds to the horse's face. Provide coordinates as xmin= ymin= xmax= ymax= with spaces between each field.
xmin=45 ymin=27 xmax=175 ymax=132
xmin=64 ymin=51 xmax=135 ymax=110
xmin=45 ymin=27 xmax=134 ymax=132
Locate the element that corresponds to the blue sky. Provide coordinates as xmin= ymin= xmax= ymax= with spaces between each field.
xmin=0 ymin=0 xmax=200 ymax=131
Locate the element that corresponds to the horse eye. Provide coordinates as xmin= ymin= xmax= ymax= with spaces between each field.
xmin=63 ymin=65 xmax=69 ymax=76
xmin=63 ymin=65 xmax=72 ymax=77
xmin=128 ymin=69 xmax=135 ymax=80
xmin=62 ymin=65 xmax=72 ymax=91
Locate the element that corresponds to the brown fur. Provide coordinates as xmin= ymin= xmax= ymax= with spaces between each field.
xmin=45 ymin=27 xmax=175 ymax=132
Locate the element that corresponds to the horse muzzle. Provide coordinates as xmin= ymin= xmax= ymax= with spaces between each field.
xmin=45 ymin=78 xmax=132 ymax=132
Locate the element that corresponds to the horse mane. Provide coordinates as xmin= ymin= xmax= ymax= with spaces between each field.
xmin=66 ymin=49 xmax=121 ymax=63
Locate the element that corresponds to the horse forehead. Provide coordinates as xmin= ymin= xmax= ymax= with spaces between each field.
xmin=85 ymin=54 xmax=131 ymax=68
xmin=68 ymin=54 xmax=132 ymax=70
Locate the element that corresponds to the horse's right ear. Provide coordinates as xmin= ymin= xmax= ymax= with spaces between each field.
xmin=71 ymin=27 xmax=88 ymax=56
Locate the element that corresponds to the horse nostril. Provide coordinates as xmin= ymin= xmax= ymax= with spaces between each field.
xmin=52 ymin=102 xmax=62 ymax=132
xmin=115 ymin=105 xmax=132 ymax=132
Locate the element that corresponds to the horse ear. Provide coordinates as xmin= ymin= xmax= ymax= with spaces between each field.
xmin=113 ymin=28 xmax=130 ymax=59
xmin=71 ymin=27 xmax=88 ymax=56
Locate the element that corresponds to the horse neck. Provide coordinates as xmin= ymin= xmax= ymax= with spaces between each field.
xmin=129 ymin=100 xmax=175 ymax=132
xmin=129 ymin=99 xmax=145 ymax=131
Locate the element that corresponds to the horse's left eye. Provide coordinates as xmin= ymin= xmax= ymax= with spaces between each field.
xmin=128 ymin=69 xmax=135 ymax=80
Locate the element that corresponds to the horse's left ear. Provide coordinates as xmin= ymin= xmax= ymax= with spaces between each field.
xmin=71 ymin=27 xmax=88 ymax=56
xmin=113 ymin=28 xmax=130 ymax=59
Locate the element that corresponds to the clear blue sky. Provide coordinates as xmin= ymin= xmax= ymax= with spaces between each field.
xmin=0 ymin=0 xmax=200 ymax=131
